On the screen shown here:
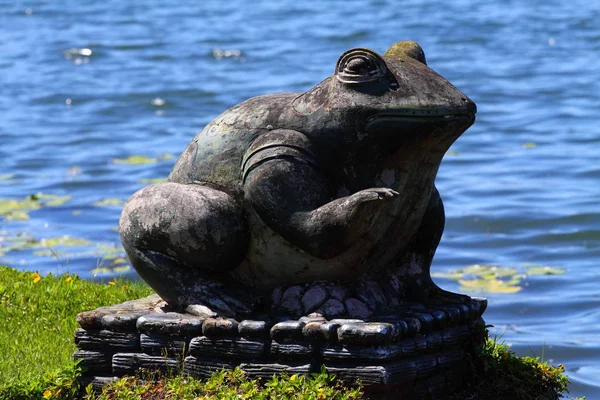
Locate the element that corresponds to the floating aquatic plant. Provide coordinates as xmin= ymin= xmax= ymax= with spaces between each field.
xmin=0 ymin=193 xmax=72 ymax=221
xmin=92 ymin=198 xmax=124 ymax=207
xmin=433 ymin=263 xmax=565 ymax=294
xmin=112 ymin=153 xmax=174 ymax=165
xmin=112 ymin=155 xmax=159 ymax=165
xmin=138 ymin=177 xmax=167 ymax=184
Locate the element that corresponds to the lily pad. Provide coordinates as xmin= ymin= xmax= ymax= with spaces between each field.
xmin=113 ymin=155 xmax=159 ymax=165
xmin=32 ymin=193 xmax=72 ymax=207
xmin=459 ymin=278 xmax=522 ymax=293
xmin=0 ymin=193 xmax=72 ymax=220
xmin=522 ymin=142 xmax=537 ymax=149
xmin=40 ymin=235 xmax=90 ymax=248
xmin=434 ymin=264 xmax=524 ymax=294
xmin=525 ymin=265 xmax=565 ymax=276
xmin=93 ymin=198 xmax=125 ymax=207
xmin=0 ymin=174 xmax=15 ymax=182
xmin=138 ymin=177 xmax=167 ymax=184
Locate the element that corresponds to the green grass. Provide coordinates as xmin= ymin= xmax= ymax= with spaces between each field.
xmin=0 ymin=266 xmax=581 ymax=399
xmin=0 ymin=266 xmax=153 ymax=398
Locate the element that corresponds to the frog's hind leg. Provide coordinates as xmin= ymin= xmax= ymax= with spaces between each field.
xmin=119 ymin=182 xmax=253 ymax=317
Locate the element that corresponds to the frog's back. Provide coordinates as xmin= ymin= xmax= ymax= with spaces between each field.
xmin=168 ymin=93 xmax=297 ymax=194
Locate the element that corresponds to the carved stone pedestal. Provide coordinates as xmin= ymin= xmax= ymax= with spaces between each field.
xmin=75 ymin=294 xmax=487 ymax=398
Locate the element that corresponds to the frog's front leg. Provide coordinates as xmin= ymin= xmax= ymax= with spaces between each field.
xmin=397 ymin=187 xmax=472 ymax=306
xmin=119 ymin=182 xmax=256 ymax=316
xmin=243 ymin=129 xmax=398 ymax=259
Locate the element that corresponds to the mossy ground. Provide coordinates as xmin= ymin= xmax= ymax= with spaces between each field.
xmin=0 ymin=266 xmax=581 ymax=399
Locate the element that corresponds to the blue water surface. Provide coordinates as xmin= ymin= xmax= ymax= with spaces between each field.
xmin=1 ymin=0 xmax=599 ymax=397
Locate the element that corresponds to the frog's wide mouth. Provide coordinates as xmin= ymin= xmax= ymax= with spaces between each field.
xmin=366 ymin=109 xmax=476 ymax=124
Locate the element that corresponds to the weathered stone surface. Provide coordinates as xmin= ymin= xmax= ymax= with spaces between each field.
xmin=302 ymin=321 xmax=326 ymax=342
xmin=325 ymin=359 xmax=418 ymax=385
xmin=402 ymin=317 xmax=421 ymax=336
xmin=189 ymin=336 xmax=266 ymax=359
xmin=239 ymin=362 xmax=313 ymax=378
xmin=301 ymin=286 xmax=327 ymax=313
xmin=101 ymin=313 xmax=145 ymax=332
xmin=238 ymin=320 xmax=270 ymax=338
xmin=337 ymin=322 xmax=396 ymax=345
xmin=314 ymin=298 xmax=345 ymax=318
xmin=185 ymin=304 xmax=217 ymax=318
xmin=140 ymin=333 xmax=188 ymax=356
xmin=184 ymin=356 xmax=238 ymax=378
xmin=344 ymin=298 xmax=373 ymax=319
xmin=425 ymin=331 xmax=443 ymax=352
xmin=280 ymin=286 xmax=303 ymax=314
xmin=74 ymin=295 xmax=487 ymax=398
xmin=471 ymin=297 xmax=488 ymax=317
xmin=439 ymin=306 xmax=461 ymax=326
xmin=136 ymin=312 xmax=203 ymax=336
xmin=74 ymin=350 xmax=113 ymax=374
xmin=415 ymin=354 xmax=438 ymax=379
xmin=425 ymin=309 xmax=447 ymax=330
xmin=112 ymin=353 xmax=180 ymax=376
xmin=75 ymin=329 xmax=140 ymax=351
xmin=320 ymin=322 xmax=341 ymax=342
xmin=437 ymin=348 xmax=464 ymax=368
xmin=202 ymin=317 xmax=239 ymax=337
xmin=407 ymin=312 xmax=434 ymax=333
xmin=270 ymin=320 xmax=305 ymax=342
xmin=441 ymin=325 xmax=468 ymax=348
xmin=321 ymin=344 xmax=401 ymax=361
xmin=76 ymin=295 xmax=163 ymax=330
xmin=270 ymin=340 xmax=314 ymax=359
xmin=298 ymin=314 xmax=326 ymax=324
xmin=356 ymin=281 xmax=387 ymax=308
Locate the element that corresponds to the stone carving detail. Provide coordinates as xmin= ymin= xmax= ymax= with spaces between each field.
xmin=106 ymin=40 xmax=486 ymax=395
xmin=74 ymin=295 xmax=487 ymax=395
xmin=119 ymin=40 xmax=478 ymax=321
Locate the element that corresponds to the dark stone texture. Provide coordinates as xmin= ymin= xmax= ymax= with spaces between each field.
xmin=337 ymin=322 xmax=396 ymax=346
xmin=136 ymin=312 xmax=203 ymax=336
xmin=270 ymin=341 xmax=314 ymax=360
xmin=202 ymin=317 xmax=239 ymax=337
xmin=74 ymin=329 xmax=140 ymax=351
xmin=73 ymin=350 xmax=113 ymax=375
xmin=140 ymin=333 xmax=188 ymax=356
xmin=238 ymin=320 xmax=270 ymax=338
xmin=78 ymin=40 xmax=488 ymax=398
xmin=117 ymin=41 xmax=478 ymax=323
xmin=112 ymin=353 xmax=180 ymax=377
xmin=270 ymin=320 xmax=305 ymax=342
xmin=189 ymin=336 xmax=266 ymax=359
xmin=239 ymin=362 xmax=314 ymax=378
xmin=184 ymin=356 xmax=238 ymax=378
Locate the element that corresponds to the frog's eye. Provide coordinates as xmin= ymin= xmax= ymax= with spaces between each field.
xmin=335 ymin=48 xmax=389 ymax=84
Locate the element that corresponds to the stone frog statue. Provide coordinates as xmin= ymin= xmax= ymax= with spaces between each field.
xmin=119 ymin=41 xmax=478 ymax=319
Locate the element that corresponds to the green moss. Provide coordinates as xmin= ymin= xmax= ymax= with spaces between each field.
xmin=453 ymin=336 xmax=581 ymax=400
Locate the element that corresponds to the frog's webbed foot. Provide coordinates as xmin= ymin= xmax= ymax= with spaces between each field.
xmin=424 ymin=286 xmax=472 ymax=306
xmin=120 ymin=182 xmax=255 ymax=318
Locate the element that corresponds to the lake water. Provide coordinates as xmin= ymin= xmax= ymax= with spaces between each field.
xmin=1 ymin=0 xmax=599 ymax=396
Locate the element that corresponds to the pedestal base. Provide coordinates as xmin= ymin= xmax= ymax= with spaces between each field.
xmin=75 ymin=294 xmax=487 ymax=398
